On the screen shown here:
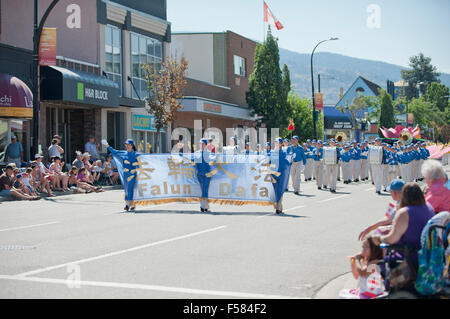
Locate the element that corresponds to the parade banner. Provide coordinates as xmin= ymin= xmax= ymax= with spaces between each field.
xmin=39 ymin=27 xmax=57 ymax=66
xmin=110 ymin=152 xmax=291 ymax=208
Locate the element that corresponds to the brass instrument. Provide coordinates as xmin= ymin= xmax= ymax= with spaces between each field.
xmin=335 ymin=132 xmax=348 ymax=143
xmin=399 ymin=129 xmax=413 ymax=145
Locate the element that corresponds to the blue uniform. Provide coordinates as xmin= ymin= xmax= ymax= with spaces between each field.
xmin=108 ymin=146 xmax=140 ymax=202
xmin=288 ymin=145 xmax=307 ymax=165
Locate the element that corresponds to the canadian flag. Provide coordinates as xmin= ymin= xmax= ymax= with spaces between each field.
xmin=264 ymin=1 xmax=284 ymax=30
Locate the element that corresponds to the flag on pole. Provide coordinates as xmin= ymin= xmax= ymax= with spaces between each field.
xmin=264 ymin=1 xmax=284 ymax=30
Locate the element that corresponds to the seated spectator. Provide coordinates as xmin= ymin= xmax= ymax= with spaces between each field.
xmin=76 ymin=167 xmax=104 ymax=193
xmin=0 ymin=165 xmax=40 ymax=200
xmin=31 ymin=161 xmax=55 ymax=197
xmin=103 ymin=155 xmax=119 ymax=185
xmin=67 ymin=166 xmax=86 ymax=193
xmin=35 ymin=153 xmax=58 ymax=191
xmin=421 ymin=159 xmax=450 ymax=213
xmin=22 ymin=168 xmax=39 ymax=197
xmin=72 ymin=151 xmax=84 ymax=169
xmin=82 ymin=152 xmax=95 ymax=183
xmin=92 ymin=160 xmax=103 ymax=185
xmin=340 ymin=237 xmax=384 ymax=299
xmin=358 ymin=179 xmax=405 ymax=240
xmin=371 ymin=182 xmax=435 ymax=266
xmin=49 ymin=156 xmax=69 ymax=192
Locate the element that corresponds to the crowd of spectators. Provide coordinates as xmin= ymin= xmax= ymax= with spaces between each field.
xmin=0 ymin=135 xmax=119 ymax=201
xmin=343 ymin=159 xmax=449 ymax=299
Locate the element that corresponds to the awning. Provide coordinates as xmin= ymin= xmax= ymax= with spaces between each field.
xmin=40 ymin=66 xmax=120 ymax=108
xmin=0 ymin=74 xmax=33 ymax=118
xmin=323 ymin=106 xmax=352 ymax=130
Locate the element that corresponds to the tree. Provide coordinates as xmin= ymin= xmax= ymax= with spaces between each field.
xmin=401 ymin=53 xmax=440 ymax=100
xmin=425 ymin=82 xmax=449 ymax=112
xmin=246 ymin=27 xmax=292 ymax=133
xmin=337 ymin=93 xmax=369 ymax=134
xmin=378 ymin=89 xmax=396 ymax=136
xmin=288 ymin=93 xmax=323 ymax=141
xmin=407 ymin=96 xmax=444 ymax=128
xmin=143 ymin=56 xmax=188 ymax=153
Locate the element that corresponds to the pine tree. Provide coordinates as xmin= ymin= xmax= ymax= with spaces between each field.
xmin=246 ymin=27 xmax=291 ymax=132
xmin=378 ymin=90 xmax=396 ymax=137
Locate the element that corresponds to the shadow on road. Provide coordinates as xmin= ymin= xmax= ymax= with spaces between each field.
xmin=132 ymin=210 xmax=307 ymax=218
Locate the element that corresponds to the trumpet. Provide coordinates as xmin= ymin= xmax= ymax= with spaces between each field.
xmin=335 ymin=132 xmax=348 ymax=143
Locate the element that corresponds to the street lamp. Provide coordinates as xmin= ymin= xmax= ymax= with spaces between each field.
xmin=311 ymin=37 xmax=339 ymax=140
xmin=32 ymin=0 xmax=60 ymax=156
xmin=318 ymin=74 xmax=335 ymax=93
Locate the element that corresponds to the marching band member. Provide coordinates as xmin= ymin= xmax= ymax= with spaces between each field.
xmin=282 ymin=138 xmax=290 ymax=153
xmin=387 ymin=146 xmax=399 ymax=186
xmin=195 ymin=138 xmax=216 ymax=213
xmin=288 ymin=136 xmax=306 ymax=195
xmin=322 ymin=142 xmax=329 ymax=189
xmin=313 ymin=141 xmax=324 ymax=190
xmin=369 ymin=138 xmax=384 ymax=194
xmin=412 ymin=144 xmax=421 ymax=182
xmin=350 ymin=141 xmax=361 ymax=182
xmin=272 ymin=138 xmax=290 ymax=214
xmin=381 ymin=143 xmax=390 ymax=191
xmin=360 ymin=141 xmax=369 ymax=181
xmin=341 ymin=143 xmax=352 ymax=184
xmin=102 ymin=138 xmax=139 ymax=212
xmin=303 ymin=142 xmax=313 ymax=182
xmin=304 ymin=139 xmax=314 ymax=181
xmin=324 ymin=139 xmax=340 ymax=193
xmin=337 ymin=141 xmax=343 ymax=181
xmin=265 ymin=142 xmax=272 ymax=157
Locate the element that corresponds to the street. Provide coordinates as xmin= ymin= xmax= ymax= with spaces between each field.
xmin=0 ymin=176 xmax=400 ymax=299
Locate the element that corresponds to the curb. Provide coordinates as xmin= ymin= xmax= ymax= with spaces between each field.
xmin=314 ymin=272 xmax=358 ymax=299
xmin=0 ymin=185 xmax=123 ymax=203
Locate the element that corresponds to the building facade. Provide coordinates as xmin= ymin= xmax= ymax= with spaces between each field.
xmin=0 ymin=0 xmax=171 ymax=166
xmin=170 ymin=31 xmax=258 ymax=150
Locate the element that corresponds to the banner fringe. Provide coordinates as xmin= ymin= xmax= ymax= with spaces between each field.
xmin=131 ymin=198 xmax=276 ymax=208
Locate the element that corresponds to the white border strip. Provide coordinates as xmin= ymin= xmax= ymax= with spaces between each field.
xmin=16 ymin=225 xmax=227 ymax=278
xmin=0 ymin=275 xmax=304 ymax=299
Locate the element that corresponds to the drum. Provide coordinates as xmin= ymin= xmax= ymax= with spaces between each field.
xmin=323 ymin=147 xmax=337 ymax=165
xmin=369 ymin=146 xmax=383 ymax=165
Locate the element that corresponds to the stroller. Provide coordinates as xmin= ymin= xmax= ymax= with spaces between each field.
xmin=376 ymin=211 xmax=450 ymax=299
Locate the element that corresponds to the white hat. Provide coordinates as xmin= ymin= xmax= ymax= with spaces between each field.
xmin=35 ymin=154 xmax=43 ymax=159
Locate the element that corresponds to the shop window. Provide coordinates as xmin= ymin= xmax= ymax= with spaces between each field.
xmin=105 ymin=25 xmax=122 ymax=96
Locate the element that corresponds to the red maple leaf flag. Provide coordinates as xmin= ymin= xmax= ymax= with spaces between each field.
xmin=264 ymin=1 xmax=284 ymax=30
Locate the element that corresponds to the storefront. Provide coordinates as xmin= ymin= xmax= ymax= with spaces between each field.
xmin=323 ymin=106 xmax=353 ymax=142
xmin=0 ymin=73 xmax=33 ymax=166
xmin=131 ymin=113 xmax=166 ymax=153
xmin=40 ymin=65 xmax=120 ymax=162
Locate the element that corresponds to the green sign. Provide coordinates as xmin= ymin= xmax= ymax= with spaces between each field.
xmin=77 ymin=82 xmax=84 ymax=101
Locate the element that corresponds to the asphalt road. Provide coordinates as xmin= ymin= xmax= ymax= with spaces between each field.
xmin=0 ymin=173 xmax=426 ymax=299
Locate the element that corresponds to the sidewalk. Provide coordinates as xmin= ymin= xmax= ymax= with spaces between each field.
xmin=0 ymin=185 xmax=123 ymax=203
xmin=314 ymin=272 xmax=358 ymax=299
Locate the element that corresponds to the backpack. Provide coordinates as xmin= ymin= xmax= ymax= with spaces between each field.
xmin=415 ymin=214 xmax=449 ymax=295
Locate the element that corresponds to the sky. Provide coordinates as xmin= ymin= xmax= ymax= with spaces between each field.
xmin=167 ymin=0 xmax=450 ymax=73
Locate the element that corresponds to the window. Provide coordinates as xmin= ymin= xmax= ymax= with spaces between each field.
xmin=131 ymin=32 xmax=163 ymax=100
xmin=105 ymin=25 xmax=122 ymax=95
xmin=234 ymin=55 xmax=246 ymax=77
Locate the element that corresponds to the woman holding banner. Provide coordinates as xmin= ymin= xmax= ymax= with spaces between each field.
xmin=102 ymin=139 xmax=139 ymax=212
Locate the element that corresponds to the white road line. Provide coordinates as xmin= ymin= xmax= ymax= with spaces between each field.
xmin=16 ymin=225 xmax=227 ymax=278
xmin=103 ymin=203 xmax=182 ymax=215
xmin=284 ymin=205 xmax=306 ymax=212
xmin=256 ymin=213 xmax=273 ymax=219
xmin=0 ymin=275 xmax=305 ymax=299
xmin=365 ymin=188 xmax=374 ymax=191
xmin=317 ymin=195 xmax=349 ymax=203
xmin=0 ymin=221 xmax=60 ymax=232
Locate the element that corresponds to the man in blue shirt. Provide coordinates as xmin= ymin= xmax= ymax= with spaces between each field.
xmin=288 ymin=136 xmax=306 ymax=195
xmin=85 ymin=135 xmax=99 ymax=161
xmin=4 ymin=136 xmax=24 ymax=168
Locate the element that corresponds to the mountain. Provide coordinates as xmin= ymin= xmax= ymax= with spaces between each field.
xmin=279 ymin=48 xmax=450 ymax=106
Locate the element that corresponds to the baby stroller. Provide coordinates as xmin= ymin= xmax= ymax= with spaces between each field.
xmin=377 ymin=211 xmax=450 ymax=299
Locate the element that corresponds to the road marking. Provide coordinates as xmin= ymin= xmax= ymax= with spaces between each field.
xmin=284 ymin=205 xmax=306 ymax=212
xmin=16 ymin=225 xmax=227 ymax=278
xmin=103 ymin=203 xmax=178 ymax=215
xmin=0 ymin=275 xmax=305 ymax=299
xmin=365 ymin=188 xmax=374 ymax=191
xmin=317 ymin=195 xmax=349 ymax=203
xmin=0 ymin=221 xmax=60 ymax=233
